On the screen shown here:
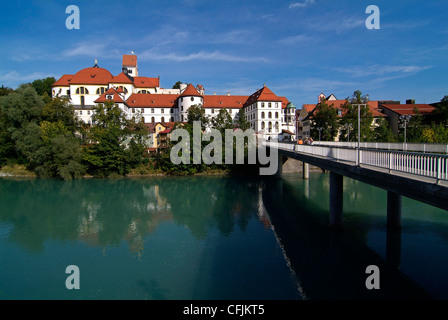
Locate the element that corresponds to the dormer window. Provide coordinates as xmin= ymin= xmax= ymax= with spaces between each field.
xmin=106 ymin=95 xmax=113 ymax=100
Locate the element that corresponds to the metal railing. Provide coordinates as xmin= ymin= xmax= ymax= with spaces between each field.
xmin=310 ymin=141 xmax=448 ymax=154
xmin=267 ymin=142 xmax=448 ymax=182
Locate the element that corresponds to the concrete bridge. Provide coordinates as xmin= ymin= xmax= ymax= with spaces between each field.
xmin=266 ymin=141 xmax=448 ymax=228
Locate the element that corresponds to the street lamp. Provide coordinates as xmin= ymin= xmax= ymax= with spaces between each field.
xmin=343 ymin=123 xmax=353 ymax=142
xmin=352 ymin=103 xmax=367 ymax=166
xmin=399 ymin=115 xmax=412 ymax=151
xmin=316 ymin=127 xmax=323 ymax=142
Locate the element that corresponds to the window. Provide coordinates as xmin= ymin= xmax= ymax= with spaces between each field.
xmin=268 ymin=121 xmax=272 ymax=133
xmin=161 ymin=109 xmax=164 ymax=114
xmin=87 ymin=111 xmax=90 ymax=115
xmin=261 ymin=122 xmax=265 ymax=130
xmin=191 ymin=97 xmax=194 ymax=102
xmin=138 ymin=90 xmax=148 ymax=94
xmin=141 ymin=108 xmax=144 ymax=113
xmin=76 ymin=87 xmax=89 ymax=94
xmin=96 ymin=87 xmax=106 ymax=95
xmin=261 ymin=112 xmax=265 ymax=119
xmin=261 ymin=102 xmax=265 ymax=108
xmin=268 ymin=102 xmax=272 ymax=108
xmin=132 ymin=108 xmax=136 ymax=113
xmin=275 ymin=112 xmax=279 ymax=118
xmin=118 ymin=86 xmax=128 ymax=94
xmin=211 ymin=109 xmax=214 ymax=114
xmin=80 ymin=96 xmax=85 ymax=106
xmin=268 ymin=112 xmax=272 ymax=118
xmin=170 ymin=117 xmax=174 ymax=122
xmin=79 ymin=110 xmax=83 ymax=115
xmin=142 ymin=117 xmax=145 ymax=123
xmin=151 ymin=117 xmax=155 ymax=123
xmin=170 ymin=109 xmax=174 ymax=113
xmin=151 ymin=108 xmax=154 ymax=113
xmin=67 ymin=90 xmax=70 ymax=96
xmin=161 ymin=117 xmax=165 ymax=122
xmin=337 ymin=110 xmax=342 ymax=116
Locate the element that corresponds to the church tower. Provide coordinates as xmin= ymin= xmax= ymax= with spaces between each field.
xmin=122 ymin=53 xmax=138 ymax=77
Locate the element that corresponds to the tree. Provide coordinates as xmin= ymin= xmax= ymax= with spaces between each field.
xmin=187 ymin=104 xmax=209 ymax=131
xmin=82 ymin=101 xmax=148 ymax=177
xmin=235 ymin=108 xmax=250 ymax=130
xmin=31 ymin=77 xmax=56 ymax=97
xmin=172 ymin=81 xmax=183 ymax=89
xmin=373 ymin=117 xmax=395 ymax=142
xmin=211 ymin=109 xmax=233 ymax=132
xmin=339 ymin=90 xmax=374 ymax=142
xmin=433 ymin=95 xmax=448 ymax=124
xmin=310 ymin=101 xmax=339 ymax=141
xmin=0 ymin=85 xmax=14 ymax=97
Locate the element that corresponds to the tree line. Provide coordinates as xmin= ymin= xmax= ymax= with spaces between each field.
xmin=0 ymin=80 xmax=148 ymax=179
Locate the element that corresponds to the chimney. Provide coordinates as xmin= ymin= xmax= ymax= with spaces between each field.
xmin=227 ymin=91 xmax=230 ymax=96
xmin=406 ymin=99 xmax=416 ymax=105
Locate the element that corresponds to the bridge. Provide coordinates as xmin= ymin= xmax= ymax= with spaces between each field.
xmin=266 ymin=141 xmax=448 ymax=229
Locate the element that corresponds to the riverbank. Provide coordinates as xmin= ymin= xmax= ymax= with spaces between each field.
xmin=0 ymin=159 xmax=323 ymax=179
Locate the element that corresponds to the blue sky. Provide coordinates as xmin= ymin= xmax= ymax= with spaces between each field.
xmin=0 ymin=0 xmax=447 ymax=107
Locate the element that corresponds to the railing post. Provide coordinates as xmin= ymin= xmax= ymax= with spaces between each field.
xmin=437 ymin=157 xmax=442 ymax=184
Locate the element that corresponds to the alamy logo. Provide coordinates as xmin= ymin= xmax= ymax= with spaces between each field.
xmin=365 ymin=5 xmax=380 ymax=30
xmin=65 ymin=5 xmax=80 ymax=30
xmin=169 ymin=121 xmax=278 ymax=176
xmin=65 ymin=265 xmax=80 ymax=290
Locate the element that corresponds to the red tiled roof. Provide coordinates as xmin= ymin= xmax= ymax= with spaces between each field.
xmin=122 ymin=55 xmax=137 ymax=67
xmin=380 ymin=104 xmax=435 ymax=116
xmin=126 ymin=93 xmax=178 ymax=108
xmin=52 ymin=74 xmax=73 ymax=87
xmin=244 ymin=85 xmax=282 ymax=107
xmin=180 ymin=83 xmax=202 ymax=97
xmin=94 ymin=87 xmax=125 ymax=104
xmin=70 ymin=67 xmax=114 ymax=85
xmin=279 ymin=97 xmax=290 ymax=109
xmin=110 ymin=72 xmax=133 ymax=84
xmin=203 ymin=95 xmax=248 ymax=109
xmin=306 ymin=100 xmax=386 ymax=118
xmin=133 ymin=77 xmax=159 ymax=88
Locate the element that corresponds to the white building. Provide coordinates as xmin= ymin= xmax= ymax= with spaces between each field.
xmin=52 ymin=54 xmax=296 ymax=140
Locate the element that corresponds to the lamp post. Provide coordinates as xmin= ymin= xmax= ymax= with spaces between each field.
xmin=352 ymin=103 xmax=367 ymax=166
xmin=316 ymin=127 xmax=323 ymax=142
xmin=344 ymin=123 xmax=353 ymax=142
xmin=399 ymin=115 xmax=412 ymax=151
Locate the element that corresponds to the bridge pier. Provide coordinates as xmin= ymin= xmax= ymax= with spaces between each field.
xmin=329 ymin=172 xmax=343 ymax=228
xmin=302 ymin=162 xmax=309 ymax=179
xmin=387 ymin=191 xmax=402 ymax=229
xmin=275 ymin=154 xmax=284 ymax=179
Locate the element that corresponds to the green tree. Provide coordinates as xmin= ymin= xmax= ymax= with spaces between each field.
xmin=310 ymin=101 xmax=339 ymax=141
xmin=235 ymin=108 xmax=250 ymax=130
xmin=373 ymin=117 xmax=395 ymax=142
xmin=172 ymin=81 xmax=183 ymax=89
xmin=0 ymin=85 xmax=14 ymax=97
xmin=340 ymin=91 xmax=374 ymax=142
xmin=187 ymin=104 xmax=209 ymax=130
xmin=432 ymin=95 xmax=448 ymax=124
xmin=82 ymin=101 xmax=147 ymax=177
xmin=211 ymin=108 xmax=233 ymax=132
xmin=30 ymin=77 xmax=56 ymax=97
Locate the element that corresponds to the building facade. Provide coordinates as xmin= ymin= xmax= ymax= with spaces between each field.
xmin=52 ymin=54 xmax=296 ymax=140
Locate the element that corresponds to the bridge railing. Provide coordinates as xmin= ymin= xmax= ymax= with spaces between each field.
xmin=310 ymin=141 xmax=448 ymax=154
xmin=268 ymin=142 xmax=448 ymax=182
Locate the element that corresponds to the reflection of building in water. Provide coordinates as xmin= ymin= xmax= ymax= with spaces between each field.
xmin=77 ymin=184 xmax=172 ymax=258
xmin=78 ymin=201 xmax=103 ymax=247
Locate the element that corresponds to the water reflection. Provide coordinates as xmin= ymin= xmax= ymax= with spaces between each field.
xmin=0 ymin=177 xmax=261 ymax=255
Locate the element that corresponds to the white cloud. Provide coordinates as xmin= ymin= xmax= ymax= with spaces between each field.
xmin=334 ymin=64 xmax=432 ymax=78
xmin=139 ymin=49 xmax=269 ymax=63
xmin=289 ymin=0 xmax=315 ymax=9
xmin=278 ymin=34 xmax=311 ymax=45
xmin=0 ymin=71 xmax=57 ymax=86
